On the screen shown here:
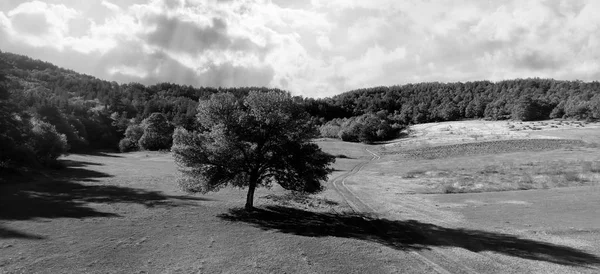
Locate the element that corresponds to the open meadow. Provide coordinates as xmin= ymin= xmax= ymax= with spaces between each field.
xmin=344 ymin=119 xmax=600 ymax=273
xmin=2 ymin=120 xmax=600 ymax=273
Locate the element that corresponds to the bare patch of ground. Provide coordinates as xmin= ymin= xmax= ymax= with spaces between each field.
xmin=374 ymin=120 xmax=600 ymax=194
xmin=384 ymin=120 xmax=600 ymax=149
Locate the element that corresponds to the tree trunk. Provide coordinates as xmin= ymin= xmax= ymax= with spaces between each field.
xmin=245 ymin=180 xmax=257 ymax=211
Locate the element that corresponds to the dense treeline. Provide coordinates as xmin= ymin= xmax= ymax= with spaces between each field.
xmin=2 ymin=50 xmax=600 ymax=171
xmin=307 ymin=79 xmax=600 ymax=124
xmin=0 ymin=50 xmax=287 ymax=170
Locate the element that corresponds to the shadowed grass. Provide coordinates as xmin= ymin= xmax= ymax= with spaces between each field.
xmin=0 ymin=225 xmax=45 ymax=240
xmin=220 ymin=205 xmax=600 ymax=267
xmin=0 ymin=158 xmax=210 ymax=238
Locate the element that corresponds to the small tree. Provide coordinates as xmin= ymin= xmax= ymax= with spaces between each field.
xmin=138 ymin=113 xmax=173 ymax=151
xmin=172 ymin=91 xmax=335 ymax=210
xmin=119 ymin=124 xmax=144 ymax=152
xmin=29 ymin=118 xmax=68 ymax=166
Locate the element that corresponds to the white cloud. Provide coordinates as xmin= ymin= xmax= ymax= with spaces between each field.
xmin=1 ymin=0 xmax=599 ymax=97
xmin=316 ymin=35 xmax=332 ymax=51
xmin=101 ymin=0 xmax=121 ymax=12
xmin=3 ymin=1 xmax=78 ymax=49
xmin=108 ymin=65 xmax=148 ymax=78
xmin=339 ymin=45 xmax=407 ymax=88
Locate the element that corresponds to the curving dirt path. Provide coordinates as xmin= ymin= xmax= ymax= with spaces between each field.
xmin=330 ymin=147 xmax=479 ymax=274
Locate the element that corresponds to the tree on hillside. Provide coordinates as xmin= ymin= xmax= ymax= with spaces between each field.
xmin=172 ymin=91 xmax=335 ymax=210
xmin=1 ymin=75 xmax=67 ymax=168
xmin=0 ymin=74 xmax=26 ymax=166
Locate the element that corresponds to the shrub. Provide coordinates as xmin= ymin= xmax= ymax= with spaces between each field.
xmin=29 ymin=118 xmax=68 ymax=165
xmin=118 ymin=124 xmax=145 ymax=152
xmin=319 ymin=122 xmax=342 ymax=138
xmin=118 ymin=138 xmax=138 ymax=152
xmin=125 ymin=124 xmax=144 ymax=141
xmin=80 ymin=114 xmax=119 ymax=150
xmin=138 ymin=113 xmax=173 ymax=151
xmin=36 ymin=105 xmax=86 ymax=151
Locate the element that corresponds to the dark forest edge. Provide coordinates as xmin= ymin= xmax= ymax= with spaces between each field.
xmin=1 ymin=50 xmax=600 ymax=173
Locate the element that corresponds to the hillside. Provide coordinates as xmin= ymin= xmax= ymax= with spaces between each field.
xmin=2 ymin=50 xmax=600 ymax=165
xmin=0 ymin=50 xmax=284 ymax=151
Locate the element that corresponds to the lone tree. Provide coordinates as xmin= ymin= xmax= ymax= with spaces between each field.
xmin=172 ymin=91 xmax=335 ymax=210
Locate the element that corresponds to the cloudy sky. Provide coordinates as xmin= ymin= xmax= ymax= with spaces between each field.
xmin=1 ymin=0 xmax=599 ymax=97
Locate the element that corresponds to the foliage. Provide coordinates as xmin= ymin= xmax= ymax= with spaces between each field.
xmin=306 ymin=79 xmax=600 ymax=124
xmin=118 ymin=138 xmax=138 ymax=153
xmin=36 ymin=105 xmax=90 ymax=151
xmin=29 ymin=118 xmax=68 ymax=165
xmin=138 ymin=113 xmax=173 ymax=151
xmin=0 ymin=50 xmax=288 ymax=153
xmin=118 ymin=124 xmax=144 ymax=152
xmin=0 ymin=75 xmax=31 ymax=167
xmin=320 ymin=112 xmax=406 ymax=143
xmin=172 ymin=91 xmax=335 ymax=209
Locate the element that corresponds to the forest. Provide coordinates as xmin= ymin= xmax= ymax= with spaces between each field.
xmin=1 ymin=50 xmax=600 ymax=171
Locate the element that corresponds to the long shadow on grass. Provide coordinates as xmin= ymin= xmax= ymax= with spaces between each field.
xmin=74 ymin=150 xmax=123 ymax=158
xmin=220 ymin=206 xmax=600 ymax=268
xmin=0 ymin=159 xmax=210 ymax=238
xmin=0 ymin=225 xmax=45 ymax=240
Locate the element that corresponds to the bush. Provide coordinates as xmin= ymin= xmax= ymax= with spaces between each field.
xmin=80 ymin=113 xmax=120 ymax=150
xmin=29 ymin=118 xmax=68 ymax=165
xmin=124 ymin=124 xmax=144 ymax=141
xmin=118 ymin=124 xmax=145 ymax=152
xmin=330 ymin=113 xmax=406 ymax=143
xmin=118 ymin=138 xmax=138 ymax=152
xmin=319 ymin=122 xmax=342 ymax=138
xmin=36 ymin=105 xmax=87 ymax=151
xmin=138 ymin=113 xmax=173 ymax=151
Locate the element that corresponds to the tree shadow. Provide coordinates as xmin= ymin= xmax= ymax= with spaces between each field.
xmin=219 ymin=205 xmax=600 ymax=268
xmin=0 ymin=225 xmax=45 ymax=240
xmin=73 ymin=151 xmax=123 ymax=158
xmin=0 ymin=159 xmax=211 ymax=238
xmin=58 ymin=159 xmax=104 ymax=167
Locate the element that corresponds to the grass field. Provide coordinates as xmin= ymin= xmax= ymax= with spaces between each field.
xmin=0 ymin=150 xmax=425 ymax=273
xmin=1 ymin=120 xmax=600 ymax=273
xmin=341 ymin=120 xmax=600 ymax=273
xmin=375 ymin=120 xmax=600 ymax=194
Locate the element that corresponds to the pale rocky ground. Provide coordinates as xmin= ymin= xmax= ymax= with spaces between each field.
xmin=384 ymin=120 xmax=600 ymax=149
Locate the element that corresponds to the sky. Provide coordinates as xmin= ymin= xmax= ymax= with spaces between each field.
xmin=1 ymin=0 xmax=599 ymax=98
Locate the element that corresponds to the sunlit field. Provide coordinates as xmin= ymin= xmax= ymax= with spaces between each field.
xmin=2 ymin=120 xmax=600 ymax=273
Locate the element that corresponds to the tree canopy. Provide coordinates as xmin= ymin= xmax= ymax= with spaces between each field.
xmin=172 ymin=91 xmax=335 ymax=210
xmin=138 ymin=112 xmax=173 ymax=151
